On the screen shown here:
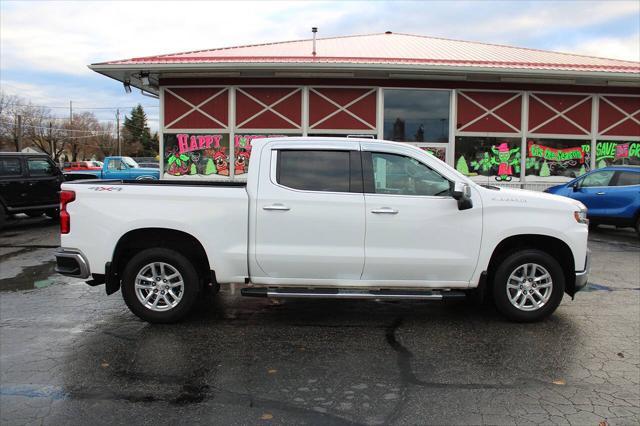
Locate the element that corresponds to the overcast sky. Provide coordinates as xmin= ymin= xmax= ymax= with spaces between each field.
xmin=1 ymin=0 xmax=639 ymax=131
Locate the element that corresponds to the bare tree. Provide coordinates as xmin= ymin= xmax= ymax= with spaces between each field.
xmin=20 ymin=103 xmax=68 ymax=159
xmin=94 ymin=121 xmax=117 ymax=158
xmin=0 ymin=92 xmax=21 ymax=151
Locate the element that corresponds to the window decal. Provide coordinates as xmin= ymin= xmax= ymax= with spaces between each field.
xmin=596 ymin=141 xmax=640 ymax=167
xmin=164 ymin=133 xmax=229 ymax=178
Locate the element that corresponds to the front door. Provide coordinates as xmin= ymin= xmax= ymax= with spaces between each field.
xmin=254 ymin=148 xmax=365 ymax=281
xmin=572 ymin=169 xmax=616 ymax=217
xmin=362 ymin=150 xmax=482 ymax=284
xmin=0 ymin=156 xmax=29 ymax=208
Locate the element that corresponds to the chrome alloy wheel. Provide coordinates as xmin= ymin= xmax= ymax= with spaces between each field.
xmin=506 ymin=263 xmax=553 ymax=312
xmin=134 ymin=262 xmax=184 ymax=311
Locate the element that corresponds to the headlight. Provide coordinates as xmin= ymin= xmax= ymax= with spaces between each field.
xmin=574 ymin=208 xmax=588 ymax=224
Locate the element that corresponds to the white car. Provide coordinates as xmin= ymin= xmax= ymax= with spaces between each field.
xmin=55 ymin=138 xmax=590 ymax=323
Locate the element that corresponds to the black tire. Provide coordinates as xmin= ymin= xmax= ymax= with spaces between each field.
xmin=0 ymin=208 xmax=6 ymax=230
xmin=121 ymin=248 xmax=201 ymax=323
xmin=635 ymin=216 xmax=640 ymax=239
xmin=492 ymin=249 xmax=565 ymax=322
xmin=588 ymin=222 xmax=598 ymax=232
xmin=26 ymin=211 xmax=44 ymax=218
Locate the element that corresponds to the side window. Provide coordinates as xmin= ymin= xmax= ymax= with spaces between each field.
xmin=27 ymin=159 xmax=54 ymax=177
xmin=615 ymin=171 xmax=640 ymax=186
xmin=581 ymin=170 xmax=615 ymax=187
xmin=0 ymin=158 xmax=22 ymax=176
xmin=370 ymin=152 xmax=451 ymax=196
xmin=277 ymin=150 xmax=351 ymax=192
xmin=108 ymin=159 xmax=122 ymax=170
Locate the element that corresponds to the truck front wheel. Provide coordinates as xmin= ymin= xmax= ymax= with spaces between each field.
xmin=492 ymin=249 xmax=565 ymax=322
xmin=121 ymin=248 xmax=200 ymax=323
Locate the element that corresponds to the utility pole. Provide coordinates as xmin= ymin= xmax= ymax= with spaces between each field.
xmin=116 ymin=108 xmax=121 ymax=156
xmin=14 ymin=114 xmax=22 ymax=152
xmin=69 ymin=100 xmax=73 ymax=160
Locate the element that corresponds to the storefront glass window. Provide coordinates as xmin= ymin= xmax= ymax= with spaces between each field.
xmin=163 ymin=133 xmax=231 ymax=178
xmin=595 ymin=140 xmax=640 ymax=168
xmin=383 ymin=89 xmax=450 ymax=143
xmin=418 ymin=146 xmax=446 ymax=162
xmin=233 ymin=134 xmax=300 ymax=177
xmin=454 ymin=137 xmax=521 ymax=183
xmin=525 ymin=139 xmax=591 ymax=182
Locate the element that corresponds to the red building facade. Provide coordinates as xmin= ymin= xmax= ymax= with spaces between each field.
xmin=91 ymin=33 xmax=640 ymax=187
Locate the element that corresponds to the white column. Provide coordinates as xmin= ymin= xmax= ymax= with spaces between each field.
xmin=376 ymin=87 xmax=384 ymax=140
xmin=590 ymin=95 xmax=599 ymax=170
xmin=159 ymin=87 xmax=165 ymax=179
xmin=520 ymin=92 xmax=529 ymax=186
xmin=229 ymin=86 xmax=236 ymax=179
xmin=448 ymin=89 xmax=456 ymax=166
xmin=302 ymin=86 xmax=309 ymax=137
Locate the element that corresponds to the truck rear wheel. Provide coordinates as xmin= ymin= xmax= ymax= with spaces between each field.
xmin=121 ymin=248 xmax=200 ymax=323
xmin=492 ymin=249 xmax=565 ymax=322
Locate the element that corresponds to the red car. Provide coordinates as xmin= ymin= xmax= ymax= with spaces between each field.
xmin=64 ymin=161 xmax=102 ymax=171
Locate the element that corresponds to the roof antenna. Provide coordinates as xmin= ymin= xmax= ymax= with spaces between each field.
xmin=312 ymin=27 xmax=317 ymax=56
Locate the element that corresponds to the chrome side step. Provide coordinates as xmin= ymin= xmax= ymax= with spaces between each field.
xmin=240 ymin=287 xmax=466 ymax=300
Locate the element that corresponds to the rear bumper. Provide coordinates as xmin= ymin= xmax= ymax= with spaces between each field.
xmin=574 ymin=248 xmax=591 ymax=292
xmin=54 ymin=248 xmax=90 ymax=279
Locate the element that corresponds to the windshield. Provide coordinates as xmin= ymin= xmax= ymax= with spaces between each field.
xmin=122 ymin=157 xmax=139 ymax=168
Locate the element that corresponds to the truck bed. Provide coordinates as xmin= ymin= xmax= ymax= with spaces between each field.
xmin=65 ymin=179 xmax=247 ymax=187
xmin=60 ymin=179 xmax=249 ymax=282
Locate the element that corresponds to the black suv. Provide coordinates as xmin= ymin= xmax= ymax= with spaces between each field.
xmin=0 ymin=152 xmax=64 ymax=228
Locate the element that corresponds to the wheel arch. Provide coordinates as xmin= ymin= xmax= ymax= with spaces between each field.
xmin=108 ymin=227 xmax=212 ymax=295
xmin=486 ymin=234 xmax=576 ymax=297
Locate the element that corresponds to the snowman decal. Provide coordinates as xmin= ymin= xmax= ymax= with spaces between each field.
xmin=491 ymin=142 xmax=519 ymax=182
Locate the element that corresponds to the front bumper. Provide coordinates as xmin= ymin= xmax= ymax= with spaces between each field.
xmin=54 ymin=248 xmax=90 ymax=279
xmin=574 ymin=248 xmax=591 ymax=292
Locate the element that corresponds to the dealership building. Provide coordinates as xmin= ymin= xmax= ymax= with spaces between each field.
xmin=90 ymin=32 xmax=640 ymax=187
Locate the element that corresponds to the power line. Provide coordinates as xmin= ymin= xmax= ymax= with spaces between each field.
xmin=2 ymin=102 xmax=159 ymax=110
xmin=0 ymin=120 xmax=114 ymax=135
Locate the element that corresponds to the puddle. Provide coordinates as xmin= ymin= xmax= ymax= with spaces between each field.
xmin=583 ymin=283 xmax=614 ymax=292
xmin=582 ymin=283 xmax=640 ymax=292
xmin=0 ymin=261 xmax=59 ymax=292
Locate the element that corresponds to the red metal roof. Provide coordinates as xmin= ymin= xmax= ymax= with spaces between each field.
xmin=95 ymin=32 xmax=640 ymax=74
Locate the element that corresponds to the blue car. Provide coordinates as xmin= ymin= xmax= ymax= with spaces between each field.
xmin=545 ymin=166 xmax=640 ymax=236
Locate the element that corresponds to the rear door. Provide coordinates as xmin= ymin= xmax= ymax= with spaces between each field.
xmin=253 ymin=145 xmax=365 ymax=281
xmin=572 ymin=170 xmax=616 ymax=217
xmin=607 ymin=170 xmax=640 ymax=218
xmin=361 ymin=146 xmax=482 ymax=284
xmin=0 ymin=156 xmax=28 ymax=208
xmin=26 ymin=157 xmax=61 ymax=206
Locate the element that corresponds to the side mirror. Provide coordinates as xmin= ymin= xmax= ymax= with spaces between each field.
xmin=452 ymin=181 xmax=473 ymax=211
xmin=571 ymin=181 xmax=580 ymax=192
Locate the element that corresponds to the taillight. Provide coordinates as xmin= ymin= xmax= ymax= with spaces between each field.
xmin=60 ymin=190 xmax=76 ymax=234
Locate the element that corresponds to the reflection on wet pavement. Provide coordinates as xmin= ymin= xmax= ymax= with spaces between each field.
xmin=1 ymin=221 xmax=639 ymax=425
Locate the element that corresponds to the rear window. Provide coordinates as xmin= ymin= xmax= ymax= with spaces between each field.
xmin=615 ymin=171 xmax=640 ymax=186
xmin=277 ymin=150 xmax=351 ymax=192
xmin=27 ymin=158 xmax=55 ymax=176
xmin=0 ymin=158 xmax=22 ymax=176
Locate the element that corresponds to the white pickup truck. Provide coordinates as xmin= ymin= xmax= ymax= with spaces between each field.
xmin=55 ymin=138 xmax=590 ymax=323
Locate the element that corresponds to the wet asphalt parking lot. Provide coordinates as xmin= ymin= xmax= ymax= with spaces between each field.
xmin=0 ymin=216 xmax=639 ymax=425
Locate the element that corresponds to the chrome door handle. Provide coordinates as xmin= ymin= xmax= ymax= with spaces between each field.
xmin=371 ymin=207 xmax=399 ymax=214
xmin=596 ymin=192 xmax=606 ymax=195
xmin=263 ymin=204 xmax=290 ymax=211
